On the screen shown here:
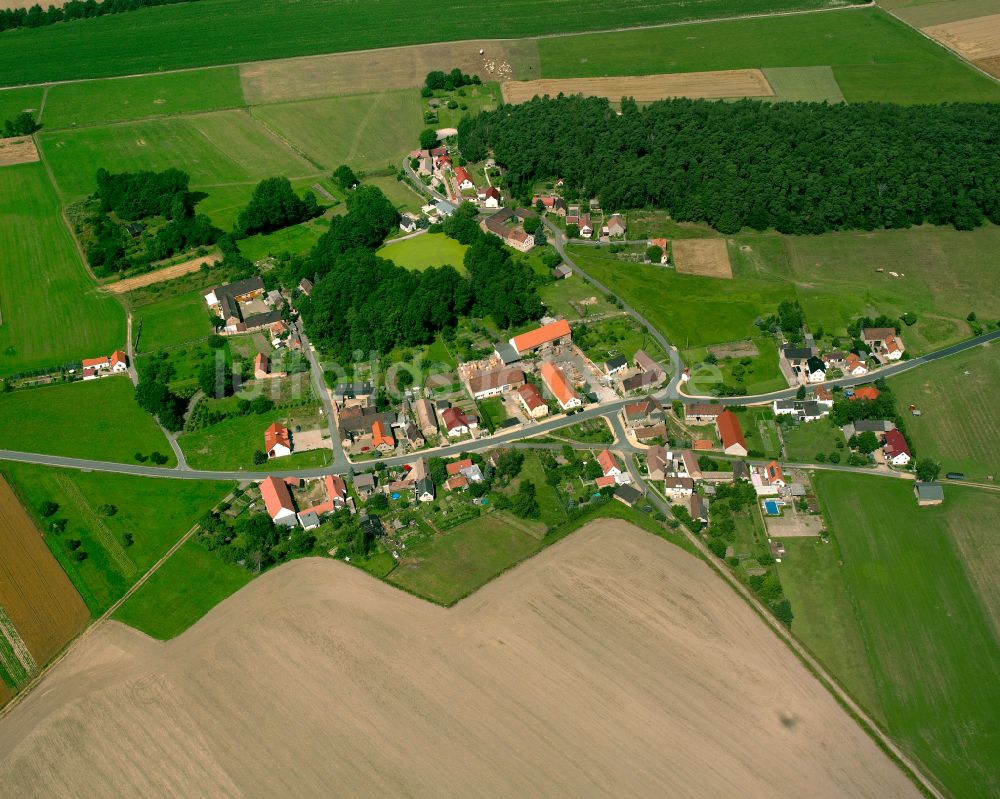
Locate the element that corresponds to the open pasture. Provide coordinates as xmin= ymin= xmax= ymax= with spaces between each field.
xmin=238 ymin=218 xmax=328 ymax=263
xmin=0 ymin=378 xmax=174 ymax=464
xmin=538 ymin=7 xmax=1000 ymax=104
xmin=42 ymin=68 xmax=245 ymax=130
xmin=672 ymin=238 xmax=733 ymax=279
xmin=0 ymin=477 xmax=88 ymax=698
xmin=377 ymin=233 xmax=468 ymax=273
xmin=501 ymin=69 xmax=773 ymax=104
xmin=0 ymin=136 xmax=38 ymax=166
xmin=242 ymin=39 xmax=540 ymax=104
xmin=0 ymin=86 xmax=43 ymax=122
xmin=798 ymin=473 xmax=1000 ymax=799
xmin=251 ymin=91 xmax=423 ymax=171
xmin=0 ymin=164 xmax=124 ymax=377
xmin=888 ymin=345 xmax=999 ymax=482
xmin=0 ymin=0 xmax=847 ymax=86
xmin=1 ymin=463 xmax=232 ymax=616
xmin=134 ymin=290 xmax=215 ymax=353
xmin=762 ymin=66 xmax=846 ymax=102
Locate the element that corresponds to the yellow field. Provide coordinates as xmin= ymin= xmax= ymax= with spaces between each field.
xmin=0 ymin=136 xmax=38 ymax=167
xmin=673 ymin=238 xmax=733 ymax=279
xmin=501 ymin=69 xmax=774 ymax=104
xmin=924 ymin=14 xmax=1000 ymax=77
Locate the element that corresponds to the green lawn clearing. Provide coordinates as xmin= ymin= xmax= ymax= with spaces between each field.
xmin=134 ymin=290 xmax=215 ymax=353
xmin=799 ymin=473 xmax=1000 ymax=799
xmin=0 ymin=164 xmax=125 ymax=376
xmin=0 ymin=86 xmax=44 ymax=123
xmin=113 ymin=537 xmax=251 ymax=639
xmin=782 ymin=418 xmax=845 ymax=463
xmin=365 ymin=174 xmax=425 ymax=215
xmin=251 ymin=90 xmax=423 ymax=171
xmin=515 ymin=453 xmax=569 ymax=531
xmin=42 ymin=67 xmax=245 ymax=130
xmin=238 ymin=217 xmax=329 ymax=263
xmin=538 ymin=7 xmax=1000 ymax=104
xmin=377 ymin=232 xmax=468 ymax=273
xmin=0 ymin=377 xmax=174 ymax=464
xmin=539 ymin=274 xmax=616 ymax=320
xmin=1 ymin=462 xmax=232 ymax=616
xmin=888 ymin=345 xmax=1000 ymax=482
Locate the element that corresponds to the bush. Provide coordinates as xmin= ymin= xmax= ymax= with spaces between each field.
xmin=39 ymin=500 xmax=59 ymax=518
xmin=707 ymin=538 xmax=727 ymax=558
xmin=98 ymin=503 xmax=117 ymax=517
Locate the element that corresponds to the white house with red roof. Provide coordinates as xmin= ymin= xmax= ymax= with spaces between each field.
xmin=597 ymin=448 xmax=631 ymax=485
xmin=441 ymin=407 xmax=475 ymax=437
xmin=454 ymin=166 xmax=475 ymax=191
xmin=480 ymin=186 xmax=501 ymax=209
xmin=260 ymin=476 xmax=298 ymax=527
xmin=82 ymin=350 xmax=128 ymax=380
xmin=883 ymin=429 xmax=911 ymax=466
xmin=265 ymin=422 xmax=292 ymax=459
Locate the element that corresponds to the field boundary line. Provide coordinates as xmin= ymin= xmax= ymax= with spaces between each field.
xmin=247 ymin=108 xmax=328 ymax=172
xmin=885 ymin=8 xmax=1000 ymax=87
xmin=0 ymin=2 xmax=875 ymax=93
xmin=0 ymin=608 xmax=36 ymax=686
xmin=55 ymin=474 xmax=137 ymax=578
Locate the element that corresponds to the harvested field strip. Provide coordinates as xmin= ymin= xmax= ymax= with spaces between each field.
xmin=107 ymin=252 xmax=220 ymax=294
xmin=762 ymin=66 xmax=846 ymax=102
xmin=672 ymin=238 xmax=733 ymax=279
xmin=501 ymin=70 xmax=774 ymax=104
xmin=923 ymin=14 xmax=1000 ymax=61
xmin=0 ymin=609 xmax=34 ymax=689
xmin=241 ymin=39 xmax=540 ymax=104
xmin=0 ymin=136 xmax=39 ymax=167
xmin=892 ymin=0 xmax=1000 ymax=27
xmin=56 ymin=475 xmax=136 ymax=579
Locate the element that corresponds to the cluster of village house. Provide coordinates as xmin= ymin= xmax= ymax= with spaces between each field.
xmin=780 ymin=327 xmax=904 ymax=387
xmin=203 ymin=276 xmax=299 ymax=345
xmin=80 ymin=350 xmax=129 ymax=380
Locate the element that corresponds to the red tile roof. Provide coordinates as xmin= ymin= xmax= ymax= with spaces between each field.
xmin=264 ymin=422 xmax=290 ymax=452
xmin=82 ymin=356 xmax=108 ymax=368
xmin=260 ymin=476 xmax=295 ymax=519
xmin=715 ymin=410 xmax=747 ymax=452
xmin=446 ymin=475 xmax=469 ymax=491
xmin=441 ymin=407 xmax=470 ymax=431
xmin=597 ymin=449 xmax=618 ymax=476
xmin=372 ymin=420 xmax=394 ymax=449
xmin=510 ymin=319 xmax=571 ymax=354
xmin=765 ymin=460 xmax=784 ymax=485
xmin=883 ymin=429 xmax=911 ymax=458
xmin=595 ymin=475 xmax=617 ymax=488
xmin=850 ymin=387 xmax=880 ymax=402
xmin=454 ymin=166 xmax=473 ymax=185
xmin=539 ymin=361 xmax=577 ymax=407
xmin=517 ymin=383 xmax=546 ymax=411
xmin=447 ymin=458 xmax=474 ymax=476
xmin=110 ymin=350 xmax=127 ymax=367
xmin=325 ymin=474 xmax=347 ymax=500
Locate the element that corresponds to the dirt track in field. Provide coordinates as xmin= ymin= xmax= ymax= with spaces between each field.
xmin=0 ymin=521 xmax=919 ymax=798
xmin=0 ymin=137 xmax=38 ymax=167
xmin=0 ymin=478 xmax=88 ymax=700
xmin=105 ymin=251 xmax=220 ymax=294
xmin=501 ymin=69 xmax=774 ymax=104
xmin=923 ymin=14 xmax=1000 ymax=65
xmin=673 ymin=238 xmax=734 ymax=279
xmin=241 ymin=39 xmax=540 ymax=104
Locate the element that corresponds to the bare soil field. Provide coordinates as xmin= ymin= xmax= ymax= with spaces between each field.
xmin=0 ymin=478 xmax=88 ymax=701
xmin=0 ymin=137 xmax=38 ymax=167
xmin=0 ymin=521 xmax=917 ymax=798
xmin=106 ymin=251 xmax=220 ymax=294
xmin=241 ymin=39 xmax=540 ymax=104
xmin=923 ymin=14 xmax=1000 ymax=76
xmin=502 ymin=69 xmax=774 ymax=104
xmin=673 ymin=238 xmax=734 ymax=278
xmin=709 ymin=339 xmax=759 ymax=359
xmin=0 ymin=0 xmax=65 ymax=7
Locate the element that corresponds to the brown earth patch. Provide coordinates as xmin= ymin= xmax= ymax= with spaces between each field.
xmin=673 ymin=238 xmax=733 ymax=279
xmin=0 ymin=477 xmax=89 ymax=704
xmin=0 ymin=521 xmax=919 ymax=798
xmin=241 ymin=39 xmax=540 ymax=104
xmin=923 ymin=14 xmax=1000 ymax=61
xmin=974 ymin=55 xmax=1000 ymax=79
xmin=501 ymin=69 xmax=774 ymax=104
xmin=709 ymin=339 xmax=759 ymax=359
xmin=0 ymin=137 xmax=38 ymax=167
xmin=106 ymin=251 xmax=221 ymax=294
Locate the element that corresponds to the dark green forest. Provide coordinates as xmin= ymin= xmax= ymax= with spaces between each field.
xmin=459 ymin=95 xmax=1000 ymax=233
xmin=0 ymin=0 xmax=198 ymax=34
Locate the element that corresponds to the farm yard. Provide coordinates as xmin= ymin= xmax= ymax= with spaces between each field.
xmin=0 ymin=164 xmax=125 ymax=377
xmin=783 ymin=473 xmax=1000 ymax=799
xmin=0 ymin=0 xmax=853 ymax=85
xmin=0 ymin=378 xmax=175 ymax=465
xmin=0 ymin=477 xmax=88 ymax=701
xmin=888 ymin=346 xmax=999 ymax=482
xmin=500 ymin=70 xmax=773 ymax=104
xmin=1 ymin=463 xmax=233 ymax=617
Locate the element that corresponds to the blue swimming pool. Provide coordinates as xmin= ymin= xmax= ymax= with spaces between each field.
xmin=390 ymin=492 xmax=400 ymax=500
xmin=764 ymin=499 xmax=782 ymax=516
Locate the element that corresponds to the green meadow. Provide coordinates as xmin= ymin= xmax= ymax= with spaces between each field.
xmin=0 ymin=0 xmax=841 ymax=85
xmin=0 ymin=85 xmax=44 ymax=122
xmin=0 ymin=164 xmax=125 ymax=376
xmin=377 ymin=233 xmax=469 ymax=272
xmin=251 ymin=90 xmax=423 ymax=171
xmin=782 ymin=474 xmax=1000 ymax=799
xmin=41 ymin=68 xmax=245 ymax=130
xmin=0 ymin=377 xmax=175 ymax=464
xmin=1 ymin=462 xmax=232 ymax=615
xmin=539 ymin=8 xmax=1000 ymax=103
xmin=238 ymin=217 xmax=329 ymax=263
xmin=113 ymin=537 xmax=251 ymax=639
xmin=134 ymin=290 xmax=215 ymax=353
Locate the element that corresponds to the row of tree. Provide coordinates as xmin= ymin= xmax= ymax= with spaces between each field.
xmin=2 ymin=111 xmax=39 ymax=138
xmin=423 ymin=68 xmax=481 ymax=94
xmin=0 ymin=0 xmax=197 ymax=34
xmin=459 ymin=95 xmax=1000 ymax=233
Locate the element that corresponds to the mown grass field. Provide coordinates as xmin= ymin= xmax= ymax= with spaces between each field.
xmin=0 ymin=377 xmax=175 ymax=464
xmin=134 ymin=290 xmax=214 ymax=353
xmin=251 ymin=90 xmax=423 ymax=171
xmin=1 ymin=462 xmax=232 ymax=616
xmin=787 ymin=473 xmax=1000 ymax=799
xmin=237 ymin=217 xmax=329 ymax=262
xmin=539 ymin=7 xmax=1000 ymax=103
xmin=0 ymin=164 xmax=124 ymax=376
xmin=113 ymin=538 xmax=251 ymax=639
xmin=377 ymin=233 xmax=468 ymax=272
xmin=782 ymin=418 xmax=845 ymax=463
xmin=365 ymin=174 xmax=425 ymax=214
xmin=888 ymin=346 xmax=1000 ymax=481
xmin=41 ymin=68 xmax=245 ymax=130
xmin=0 ymin=85 xmax=43 ymax=122
xmin=0 ymin=0 xmax=845 ymax=85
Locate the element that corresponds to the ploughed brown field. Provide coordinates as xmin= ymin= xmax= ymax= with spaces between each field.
xmin=0 ymin=137 xmax=39 ymax=168
xmin=0 ymin=521 xmax=918 ymax=798
xmin=673 ymin=238 xmax=734 ymax=279
xmin=923 ymin=14 xmax=1000 ymax=78
xmin=0 ymin=478 xmax=88 ymax=699
xmin=105 ymin=251 xmax=220 ymax=294
xmin=501 ymin=69 xmax=774 ymax=104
